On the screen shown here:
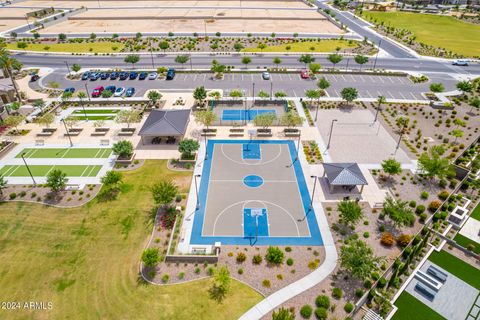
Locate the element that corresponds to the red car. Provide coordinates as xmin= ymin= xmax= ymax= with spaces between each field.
xmin=300 ymin=69 xmax=309 ymax=79
xmin=92 ymin=86 xmax=104 ymax=98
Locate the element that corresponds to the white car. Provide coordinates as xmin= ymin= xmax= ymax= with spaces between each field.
xmin=114 ymin=87 xmax=125 ymax=97
xmin=262 ymin=72 xmax=271 ymax=80
xmin=148 ymin=72 xmax=158 ymax=80
xmin=452 ymin=59 xmax=469 ymax=66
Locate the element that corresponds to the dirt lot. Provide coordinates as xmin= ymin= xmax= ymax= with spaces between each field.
xmin=0 ymin=8 xmax=39 ymax=32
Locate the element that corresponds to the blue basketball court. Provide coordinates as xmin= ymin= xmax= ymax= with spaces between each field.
xmin=221 ymin=109 xmax=276 ymax=121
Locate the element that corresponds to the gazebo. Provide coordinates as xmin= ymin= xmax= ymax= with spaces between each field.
xmin=322 ymin=163 xmax=368 ymax=194
xmin=138 ymin=109 xmax=191 ymax=144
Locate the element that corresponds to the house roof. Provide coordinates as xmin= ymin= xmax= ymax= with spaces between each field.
xmin=138 ymin=109 xmax=191 ymax=136
xmin=323 ymin=163 xmax=368 ymax=186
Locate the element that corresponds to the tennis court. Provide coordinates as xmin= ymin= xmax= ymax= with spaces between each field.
xmin=190 ymin=140 xmax=323 ymax=246
xmin=0 ymin=165 xmax=102 ymax=177
xmin=221 ymin=109 xmax=276 ymax=121
xmin=16 ymin=148 xmax=112 ymax=159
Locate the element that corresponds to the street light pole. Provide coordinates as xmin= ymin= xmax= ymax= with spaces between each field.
xmin=315 ymin=103 xmax=319 ymax=121
xmin=345 ymin=57 xmax=350 ymax=71
xmin=84 ymin=83 xmax=91 ymax=102
xmin=194 ymin=174 xmax=201 ymax=210
xmin=64 ymin=60 xmax=71 ymax=75
xmin=270 ymin=81 xmax=273 ymax=100
xmin=373 ymin=39 xmax=382 ymax=70
xmin=24 ymin=14 xmax=31 ymax=31
xmin=61 ymin=118 xmax=73 ymax=147
xmin=204 ymin=134 xmax=208 ymax=160
xmin=149 ymin=38 xmax=155 ymax=69
xmin=252 ymin=82 xmax=255 ymax=106
xmin=189 ymin=55 xmax=193 ymax=71
xmin=21 ymin=152 xmax=36 ymax=186
xmin=79 ymin=97 xmax=88 ymax=121
xmin=327 ymin=119 xmax=338 ymax=149
xmin=298 ymin=175 xmax=318 ymax=221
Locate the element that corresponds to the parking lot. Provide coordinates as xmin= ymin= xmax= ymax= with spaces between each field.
xmin=41 ymin=70 xmax=430 ymax=100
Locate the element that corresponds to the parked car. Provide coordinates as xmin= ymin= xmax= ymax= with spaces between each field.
xmin=64 ymin=87 xmax=75 ymax=93
xmin=148 ymin=72 xmax=158 ymax=80
xmin=452 ymin=59 xmax=469 ymax=66
xmin=81 ymin=72 xmax=90 ymax=80
xmin=30 ymin=74 xmax=40 ymax=82
xmin=100 ymin=72 xmax=109 ymax=80
xmin=114 ymin=87 xmax=125 ymax=97
xmin=125 ymin=87 xmax=135 ymax=97
xmin=166 ymin=68 xmax=175 ymax=80
xmin=139 ymin=72 xmax=147 ymax=80
xmin=129 ymin=72 xmax=138 ymax=80
xmin=92 ymin=86 xmax=104 ymax=98
xmin=300 ymin=69 xmax=309 ymax=79
xmin=110 ymin=72 xmax=119 ymax=80
xmin=89 ymin=72 xmax=100 ymax=81
xmin=262 ymin=72 xmax=270 ymax=80
xmin=119 ymin=72 xmax=129 ymax=80
xmin=105 ymin=85 xmax=116 ymax=93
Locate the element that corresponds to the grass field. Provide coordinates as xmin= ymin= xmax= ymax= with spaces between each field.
xmin=67 ymin=115 xmax=116 ymax=121
xmin=0 ymin=165 xmax=102 ymax=177
xmin=471 ymin=203 xmax=480 ymax=221
xmin=428 ymin=250 xmax=480 ymax=289
xmin=7 ymin=41 xmax=125 ymax=53
xmin=72 ymin=109 xmax=120 ymax=114
xmin=243 ymin=39 xmax=359 ymax=53
xmin=361 ymin=11 xmax=480 ymax=57
xmin=17 ymin=148 xmax=112 ymax=159
xmin=0 ymin=161 xmax=262 ymax=319
xmin=453 ymin=233 xmax=480 ymax=254
xmin=392 ymin=292 xmax=445 ymax=320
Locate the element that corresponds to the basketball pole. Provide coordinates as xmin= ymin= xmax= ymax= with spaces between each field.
xmin=194 ymin=174 xmax=201 ymax=210
xmin=298 ymin=175 xmax=318 ymax=221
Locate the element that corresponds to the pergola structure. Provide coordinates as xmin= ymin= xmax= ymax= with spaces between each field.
xmin=322 ymin=163 xmax=368 ymax=194
xmin=138 ymin=109 xmax=191 ymax=145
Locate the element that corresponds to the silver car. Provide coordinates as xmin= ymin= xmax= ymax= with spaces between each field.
xmin=262 ymin=72 xmax=270 ymax=80
xmin=148 ymin=72 xmax=158 ymax=80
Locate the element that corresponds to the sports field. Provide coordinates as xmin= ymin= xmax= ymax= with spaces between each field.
xmin=67 ymin=115 xmax=116 ymax=121
xmin=243 ymin=39 xmax=359 ymax=53
xmin=0 ymin=165 xmax=102 ymax=177
xmin=72 ymin=109 xmax=120 ymax=114
xmin=16 ymin=148 xmax=112 ymax=158
xmin=6 ymin=41 xmax=125 ymax=53
xmin=361 ymin=11 xmax=480 ymax=57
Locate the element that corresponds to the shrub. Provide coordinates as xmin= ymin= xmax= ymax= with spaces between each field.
xmin=415 ymin=205 xmax=426 ymax=214
xmin=420 ymin=212 xmax=428 ymax=222
xmin=19 ymin=191 xmax=26 ymax=197
xmin=175 ymin=194 xmax=182 ymax=202
xmin=314 ymin=307 xmax=328 ymax=320
xmin=364 ymin=280 xmax=372 ymax=289
xmin=397 ymin=234 xmax=412 ymax=247
xmin=238 ymin=268 xmax=244 ymax=275
xmin=300 ymin=304 xmax=313 ymax=319
xmin=285 ymin=246 xmax=292 ymax=252
xmin=438 ymin=190 xmax=449 ymax=200
xmin=420 ymin=191 xmax=429 ymax=199
xmin=379 ymin=224 xmax=385 ymax=232
xmin=377 ymin=277 xmax=387 ymax=288
xmin=236 ymin=252 xmax=247 ymax=263
xmin=355 ymin=288 xmax=365 ymax=298
xmin=286 ymin=258 xmax=294 ymax=266
xmin=161 ymin=274 xmax=169 ymax=283
xmin=408 ymin=200 xmax=417 ymax=208
xmin=252 ymin=254 xmax=262 ymax=264
xmin=194 ymin=267 xmax=200 ymax=274
xmin=178 ymin=272 xmax=185 ymax=279
xmin=9 ymin=193 xmax=16 ymax=200
xmin=363 ymin=232 xmax=370 ymax=238
xmin=207 ymin=267 xmax=215 ymax=276
xmin=344 ymin=302 xmax=354 ymax=313
xmin=262 ymin=279 xmax=271 ymax=288
xmin=332 ymin=287 xmax=343 ymax=299
xmin=265 ymin=246 xmax=284 ymax=265
xmin=428 ymin=200 xmax=442 ymax=212
xmin=380 ymin=232 xmax=395 ymax=246
xmin=315 ymin=295 xmax=330 ymax=308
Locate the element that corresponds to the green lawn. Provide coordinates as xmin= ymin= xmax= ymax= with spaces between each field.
xmin=428 ymin=250 xmax=480 ymax=289
xmin=7 ymin=41 xmax=125 ymax=53
xmin=471 ymin=203 xmax=480 ymax=221
xmin=17 ymin=148 xmax=112 ymax=159
xmin=392 ymin=292 xmax=445 ymax=320
xmin=72 ymin=109 xmax=120 ymax=114
xmin=243 ymin=39 xmax=359 ymax=53
xmin=67 ymin=115 xmax=116 ymax=121
xmin=0 ymin=165 xmax=102 ymax=177
xmin=0 ymin=161 xmax=262 ymax=319
xmin=453 ymin=233 xmax=480 ymax=254
xmin=361 ymin=11 xmax=480 ymax=57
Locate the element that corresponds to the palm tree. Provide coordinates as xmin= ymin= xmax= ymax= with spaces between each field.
xmin=374 ymin=95 xmax=386 ymax=122
xmin=0 ymin=47 xmax=23 ymax=103
xmin=77 ymin=91 xmax=88 ymax=120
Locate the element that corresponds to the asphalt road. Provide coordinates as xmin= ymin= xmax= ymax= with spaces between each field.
xmin=40 ymin=70 xmax=452 ymax=100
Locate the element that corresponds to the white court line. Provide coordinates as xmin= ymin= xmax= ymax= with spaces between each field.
xmin=45 ymin=165 xmax=55 ymax=177
xmin=2 ymin=165 xmax=17 ymax=177
xmin=79 ymin=165 xmax=90 ymax=177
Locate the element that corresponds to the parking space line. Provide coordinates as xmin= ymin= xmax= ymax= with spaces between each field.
xmin=409 ymin=92 xmax=417 ymax=99
xmin=292 ymin=89 xmax=297 ymax=97
xmin=386 ymin=91 xmax=395 ymax=99
xmin=399 ymin=92 xmax=407 ymax=100
xmin=333 ymin=89 xmax=340 ymax=97
xmin=341 ymin=74 xmax=346 ymax=81
xmin=193 ymin=74 xmax=197 ymax=81
xmin=250 ymin=74 xmax=254 ymax=81
xmin=202 ymin=74 xmax=206 ymax=81
xmin=358 ymin=75 xmax=365 ymax=82
xmin=350 ymin=75 xmax=357 ymax=82
xmin=388 ymin=77 xmax=396 ymax=84
xmin=365 ymin=90 xmax=373 ymax=98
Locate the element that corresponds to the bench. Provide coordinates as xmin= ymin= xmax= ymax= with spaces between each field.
xmin=37 ymin=132 xmax=53 ymax=137
xmin=94 ymin=128 xmax=110 ymax=133
xmin=414 ymin=283 xmax=436 ymax=301
xmin=42 ymin=128 xmax=57 ymax=133
xmin=257 ymin=133 xmax=273 ymax=137
xmin=201 ymin=132 xmax=216 ymax=137
xmin=229 ymin=128 xmax=244 ymax=133
xmin=414 ymin=270 xmax=441 ymax=291
xmin=285 ymin=132 xmax=301 ymax=137
xmin=229 ymin=133 xmax=244 ymax=137
xmin=427 ymin=266 xmax=448 ymax=283
xmin=91 ymin=131 xmax=107 ymax=136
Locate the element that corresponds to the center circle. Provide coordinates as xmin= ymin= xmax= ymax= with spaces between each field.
xmin=243 ymin=175 xmax=264 ymax=188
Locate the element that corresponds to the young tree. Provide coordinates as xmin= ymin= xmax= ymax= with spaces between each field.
xmin=101 ymin=170 xmax=123 ymax=190
xmin=354 ymin=54 xmax=369 ymax=71
xmin=147 ymin=90 xmax=162 ymax=107
xmin=280 ymin=110 xmax=304 ymax=127
xmin=396 ymin=116 xmax=409 ymax=133
xmin=233 ymin=42 xmax=244 ymax=52
xmin=211 ymin=60 xmax=226 ymax=78
xmin=274 ymin=91 xmax=287 ymax=99
xmin=209 ymin=266 xmax=231 ymax=302
xmin=101 ymin=89 xmax=113 ymax=99
xmin=382 ymin=196 xmax=415 ymax=228
xmin=381 ymin=158 xmax=402 ymax=179
xmin=327 ymin=53 xmax=343 ymax=68
xmin=194 ymin=110 xmax=218 ymax=131
xmin=46 ymin=169 xmax=68 ymax=193
xmin=298 ymin=54 xmax=315 ymax=67
xmin=229 ymin=90 xmax=243 ymax=99
xmin=61 ymin=91 xmax=73 ymax=104
xmin=308 ymin=63 xmax=321 ymax=77
xmin=124 ymin=54 xmax=140 ymax=69
xmin=451 ymin=129 xmax=464 ymax=143
xmin=112 ymin=140 xmax=134 ymax=159
xmin=151 ymin=180 xmax=178 ymax=206
xmin=429 ymin=82 xmax=444 ymax=93
xmin=468 ymin=97 xmax=480 ymax=113
xmin=273 ymin=57 xmax=282 ymax=66
xmin=253 ymin=113 xmax=277 ymax=129
xmin=116 ymin=109 xmax=142 ymax=128
xmin=340 ymin=239 xmax=382 ymax=280
xmin=456 ymin=80 xmax=473 ymax=96
xmin=58 ymin=33 xmax=67 ymax=41
xmin=257 ymin=43 xmax=267 ymax=52
xmin=305 ymin=89 xmax=321 ymax=105
xmin=36 ymin=113 xmax=54 ymax=128
xmin=159 ymin=41 xmax=170 ymax=52
xmin=241 ymin=56 xmax=252 ymax=69
xmin=71 ymin=63 xmax=81 ymax=73
xmin=141 ymin=247 xmax=161 ymax=267
xmin=317 ymin=77 xmax=330 ymax=90
xmin=4 ymin=114 xmax=25 ymax=132
xmin=193 ymin=86 xmax=207 ymax=106
xmin=0 ymin=175 xmax=7 ymax=195
xmin=340 ymin=87 xmax=358 ymax=104
xmin=174 ymin=54 xmax=190 ymax=67
xmin=272 ymin=308 xmax=295 ymax=320
xmin=338 ymin=200 xmax=363 ymax=227
xmin=258 ymin=90 xmax=269 ymax=99
xmin=178 ymin=139 xmax=200 ymax=159
xmin=33 ymin=99 xmax=46 ymax=111
xmin=418 ymin=147 xmax=453 ymax=182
